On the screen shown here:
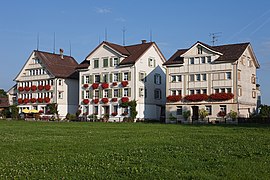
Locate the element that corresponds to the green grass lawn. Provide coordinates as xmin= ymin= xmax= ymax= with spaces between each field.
xmin=0 ymin=120 xmax=270 ymax=179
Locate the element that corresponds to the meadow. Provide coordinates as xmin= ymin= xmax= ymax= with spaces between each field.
xmin=0 ymin=120 xmax=269 ymax=179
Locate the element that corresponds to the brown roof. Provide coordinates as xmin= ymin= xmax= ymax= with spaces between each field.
xmin=0 ymin=97 xmax=9 ymax=108
xmin=80 ymin=41 xmax=159 ymax=68
xmin=164 ymin=42 xmax=250 ymax=66
xmin=34 ymin=51 xmax=78 ymax=79
xmin=76 ymin=60 xmax=90 ymax=69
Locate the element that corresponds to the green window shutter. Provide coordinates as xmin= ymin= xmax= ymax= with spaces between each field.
xmin=119 ymin=73 xmax=122 ymax=82
xmin=110 ymin=74 xmax=113 ymax=82
xmin=99 ymin=90 xmax=103 ymax=98
xmin=108 ymin=89 xmax=112 ymax=98
xmin=100 ymin=75 xmax=103 ymax=83
xmin=128 ymin=88 xmax=131 ymax=97
xmin=82 ymin=91 xmax=84 ymax=99
xmin=89 ymin=75 xmax=93 ymax=84
xmin=119 ymin=89 xmax=122 ymax=97
xmin=81 ymin=76 xmax=84 ymax=84
xmin=89 ymin=90 xmax=93 ymax=98
xmin=128 ymin=72 xmax=131 ymax=81
xmin=110 ymin=58 xmax=113 ymax=67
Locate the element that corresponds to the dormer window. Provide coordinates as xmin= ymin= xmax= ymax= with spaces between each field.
xmin=207 ymin=56 xmax=211 ymax=63
xmin=190 ymin=58 xmax=194 ymax=64
xmin=198 ymin=46 xmax=203 ymax=54
xmin=113 ymin=58 xmax=119 ymax=66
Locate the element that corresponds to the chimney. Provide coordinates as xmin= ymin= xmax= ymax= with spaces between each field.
xmin=141 ymin=39 xmax=147 ymax=44
xmin=59 ymin=48 xmax=64 ymax=59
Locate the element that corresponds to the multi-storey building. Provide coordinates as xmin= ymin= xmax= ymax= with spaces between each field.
xmin=77 ymin=40 xmax=166 ymax=121
xmin=163 ymin=41 xmax=260 ymax=123
xmin=14 ymin=50 xmax=79 ymax=118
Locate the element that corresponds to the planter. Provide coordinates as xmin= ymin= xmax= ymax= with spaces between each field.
xmin=83 ymin=84 xmax=89 ymax=88
xmin=121 ymin=97 xmax=129 ymax=103
xmin=24 ymin=86 xmax=30 ymax=92
xmin=184 ymin=94 xmax=208 ymax=102
xmin=37 ymin=98 xmax=43 ymax=103
xmin=167 ymin=95 xmax=181 ymax=102
xmin=121 ymin=81 xmax=128 ymax=87
xmin=38 ymin=85 xmax=44 ymax=91
xmin=44 ymin=97 xmax=50 ymax=103
xmin=45 ymin=85 xmax=51 ymax=91
xmin=31 ymin=85 xmax=37 ymax=91
xmin=18 ymin=87 xmax=24 ymax=92
xmin=23 ymin=98 xmax=29 ymax=104
xmin=93 ymin=99 xmax=99 ymax=104
xmin=30 ymin=98 xmax=36 ymax=103
xmin=83 ymin=99 xmax=89 ymax=104
xmin=112 ymin=82 xmax=117 ymax=86
xmin=101 ymin=83 xmax=109 ymax=89
xmin=92 ymin=83 xmax=99 ymax=89
xmin=111 ymin=98 xmax=118 ymax=102
xmin=101 ymin=98 xmax=109 ymax=104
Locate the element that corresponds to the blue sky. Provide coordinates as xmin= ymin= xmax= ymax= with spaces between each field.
xmin=1 ymin=0 xmax=270 ymax=104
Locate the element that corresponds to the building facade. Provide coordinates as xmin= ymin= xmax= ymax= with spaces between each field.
xmin=14 ymin=50 xmax=79 ymax=119
xmin=163 ymin=41 xmax=260 ymax=123
xmin=77 ymin=40 xmax=166 ymax=121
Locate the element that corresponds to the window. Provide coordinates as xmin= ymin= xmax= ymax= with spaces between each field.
xmin=202 ymin=74 xmax=207 ymax=81
xmin=104 ymin=90 xmax=108 ymax=97
xmin=238 ymin=87 xmax=242 ymax=96
xmin=103 ymin=74 xmax=108 ymax=83
xmin=58 ymin=91 xmax=63 ymax=99
xmin=103 ymin=58 xmax=108 ymax=67
xmin=190 ymin=90 xmax=195 ymax=95
xmin=85 ymin=90 xmax=90 ymax=98
xmin=196 ymin=74 xmax=201 ymax=81
xmin=202 ymin=89 xmax=207 ymax=94
xmin=94 ymin=59 xmax=99 ymax=68
xmin=171 ymin=90 xmax=177 ymax=96
xmin=251 ymin=74 xmax=256 ymax=84
xmin=198 ymin=46 xmax=203 ymax=54
xmin=114 ymin=89 xmax=119 ymax=97
xmin=177 ymin=106 xmax=183 ymax=115
xmin=190 ymin=58 xmax=194 ymax=64
xmin=94 ymin=106 xmax=98 ymax=114
xmin=123 ymin=72 xmax=129 ymax=81
xmin=113 ymin=73 xmax=119 ymax=82
xmin=113 ymin=58 xmax=119 ymax=66
xmin=94 ymin=90 xmax=99 ymax=98
xmin=207 ymin=56 xmax=211 ymax=63
xmin=177 ymin=90 xmax=182 ymax=96
xmin=190 ymin=74 xmax=194 ymax=82
xmin=252 ymin=90 xmax=256 ymax=98
xmin=238 ymin=71 xmax=241 ymax=81
xmin=177 ymin=75 xmax=182 ymax=82
xmin=171 ymin=75 xmax=176 ymax=82
xmin=201 ymin=57 xmax=206 ymax=63
xmin=94 ymin=75 xmax=100 ymax=83
xmin=139 ymin=88 xmax=144 ymax=97
xmin=220 ymin=105 xmax=227 ymax=113
xmin=206 ymin=106 xmax=212 ymax=115
xmin=139 ymin=72 xmax=146 ymax=82
xmin=227 ymin=88 xmax=232 ymax=93
xmin=154 ymin=89 xmax=162 ymax=99
xmin=226 ymin=72 xmax=231 ymax=80
xmin=85 ymin=76 xmax=90 ymax=84
xmin=215 ymin=89 xmax=219 ymax=93
xmin=154 ymin=74 xmax=161 ymax=85
xmin=123 ymin=88 xmax=128 ymax=97
xmin=113 ymin=105 xmax=118 ymax=114
xmin=148 ymin=58 xmax=155 ymax=67
xmin=221 ymin=88 xmax=225 ymax=93
xmin=196 ymin=89 xmax=201 ymax=94
xmin=59 ymin=79 xmax=63 ymax=86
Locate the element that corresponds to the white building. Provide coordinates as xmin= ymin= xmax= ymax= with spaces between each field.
xmin=77 ymin=40 xmax=166 ymax=121
xmin=14 ymin=50 xmax=79 ymax=119
xmin=7 ymin=85 xmax=17 ymax=106
xmin=163 ymin=41 xmax=260 ymax=123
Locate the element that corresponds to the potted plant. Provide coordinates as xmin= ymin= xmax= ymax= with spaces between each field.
xmin=184 ymin=94 xmax=208 ymax=102
xmin=101 ymin=83 xmax=109 ymax=89
xmin=103 ymin=114 xmax=109 ymax=122
xmin=18 ymin=98 xmax=23 ymax=104
xmin=45 ymin=85 xmax=51 ymax=91
xmin=111 ymin=98 xmax=118 ymax=102
xmin=83 ymin=99 xmax=89 ymax=104
xmin=18 ymin=87 xmax=24 ymax=92
xmin=37 ymin=98 xmax=43 ymax=103
xmin=44 ymin=97 xmax=50 ymax=103
xmin=121 ymin=81 xmax=128 ymax=87
xmin=92 ymin=83 xmax=99 ymax=89
xmin=24 ymin=86 xmax=30 ymax=92
xmin=38 ymin=85 xmax=44 ymax=91
xmin=112 ymin=82 xmax=117 ymax=86
xmin=121 ymin=97 xmax=129 ymax=103
xmin=30 ymin=98 xmax=37 ymax=103
xmin=111 ymin=112 xmax=117 ymax=116
xmin=31 ymin=85 xmax=37 ymax=91
xmin=93 ymin=99 xmax=99 ymax=104
xmin=101 ymin=98 xmax=109 ymax=104
xmin=83 ymin=84 xmax=89 ymax=88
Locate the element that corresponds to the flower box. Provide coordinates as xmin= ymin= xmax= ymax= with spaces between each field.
xmin=209 ymin=93 xmax=234 ymax=101
xmin=83 ymin=99 xmax=89 ymax=104
xmin=111 ymin=112 xmax=118 ymax=116
xmin=121 ymin=81 xmax=128 ymax=87
xmin=101 ymin=83 xmax=109 ymax=89
xmin=24 ymin=86 xmax=30 ymax=92
xmin=184 ymin=94 xmax=208 ymax=102
xmin=121 ymin=97 xmax=129 ymax=103
xmin=83 ymin=84 xmax=89 ymax=88
xmin=111 ymin=98 xmax=118 ymax=102
xmin=38 ymin=85 xmax=44 ymax=91
xmin=30 ymin=98 xmax=36 ymax=103
xmin=93 ymin=99 xmax=99 ymax=104
xmin=18 ymin=87 xmax=24 ymax=92
xmin=23 ymin=98 xmax=29 ymax=104
xmin=18 ymin=98 xmax=23 ymax=104
xmin=44 ymin=97 xmax=50 ymax=103
xmin=167 ymin=95 xmax=181 ymax=102
xmin=37 ymin=98 xmax=43 ymax=103
xmin=31 ymin=85 xmax=37 ymax=91
xmin=112 ymin=82 xmax=118 ymax=86
xmin=101 ymin=98 xmax=109 ymax=104
xmin=92 ymin=83 xmax=99 ymax=89
xmin=45 ymin=85 xmax=51 ymax=91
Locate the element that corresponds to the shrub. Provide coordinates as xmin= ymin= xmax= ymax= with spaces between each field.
xmin=101 ymin=83 xmax=109 ymax=89
xmin=121 ymin=81 xmax=128 ymax=87
xmin=168 ymin=113 xmax=177 ymax=121
xmin=167 ymin=95 xmax=181 ymax=102
xmin=92 ymin=83 xmax=99 ymax=89
xmin=199 ymin=109 xmax=209 ymax=120
xmin=228 ymin=110 xmax=237 ymax=120
xmin=183 ymin=110 xmax=191 ymax=120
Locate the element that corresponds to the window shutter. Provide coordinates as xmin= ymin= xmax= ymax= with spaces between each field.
xmin=109 ymin=74 xmax=113 ymax=82
xmin=89 ymin=75 xmax=93 ymax=84
xmin=108 ymin=89 xmax=112 ymax=98
xmin=100 ymin=75 xmax=104 ymax=83
xmin=81 ymin=76 xmax=84 ymax=84
xmin=119 ymin=73 xmax=122 ymax=82
xmin=82 ymin=91 xmax=84 ymax=99
xmin=128 ymin=88 xmax=131 ymax=97
xmin=154 ymin=59 xmax=156 ymax=67
xmin=119 ymin=89 xmax=122 ymax=97
xmin=89 ymin=90 xmax=93 ymax=99
xmin=139 ymin=72 xmax=142 ymax=81
xmin=128 ymin=72 xmax=131 ymax=81
xmin=99 ymin=90 xmax=103 ymax=98
xmin=110 ymin=58 xmax=113 ymax=67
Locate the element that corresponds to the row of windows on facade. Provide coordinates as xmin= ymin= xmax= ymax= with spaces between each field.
xmin=82 ymin=88 xmax=162 ymax=100
xmin=176 ymin=105 xmax=227 ymax=116
xmin=83 ymin=72 xmax=162 ymax=85
xmin=171 ymin=72 xmax=232 ymax=82
xmin=189 ymin=56 xmax=212 ymax=65
xmin=18 ymin=79 xmax=63 ymax=87
xmin=240 ymin=56 xmax=254 ymax=67
xmin=83 ymin=105 xmax=128 ymax=116
xmin=19 ymin=91 xmax=64 ymax=99
xmin=27 ymin=68 xmax=48 ymax=76
xmin=92 ymin=57 xmax=156 ymax=68
xmin=171 ymin=88 xmax=232 ymax=96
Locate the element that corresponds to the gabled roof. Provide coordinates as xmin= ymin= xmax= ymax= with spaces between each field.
xmin=0 ymin=97 xmax=9 ymax=108
xmin=164 ymin=42 xmax=254 ymax=66
xmin=80 ymin=41 xmax=165 ymax=68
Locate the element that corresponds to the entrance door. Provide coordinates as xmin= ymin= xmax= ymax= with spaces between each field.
xmin=192 ymin=106 xmax=199 ymax=121
xmin=103 ymin=106 xmax=110 ymax=115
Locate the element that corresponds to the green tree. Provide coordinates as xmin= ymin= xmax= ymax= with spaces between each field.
xmin=199 ymin=109 xmax=209 ymax=121
xmin=228 ymin=110 xmax=237 ymax=120
xmin=259 ymin=104 xmax=270 ymax=118
xmin=0 ymin=89 xmax=7 ymax=98
xmin=128 ymin=100 xmax=138 ymax=120
xmin=10 ymin=105 xmax=19 ymax=119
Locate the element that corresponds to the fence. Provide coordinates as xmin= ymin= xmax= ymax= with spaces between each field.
xmin=238 ymin=117 xmax=270 ymax=124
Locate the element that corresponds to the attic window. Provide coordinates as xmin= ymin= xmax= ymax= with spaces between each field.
xmin=198 ymin=46 xmax=203 ymax=54
xmin=33 ymin=58 xmax=40 ymax=64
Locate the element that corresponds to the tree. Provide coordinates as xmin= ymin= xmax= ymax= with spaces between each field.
xmin=228 ymin=110 xmax=237 ymax=120
xmin=10 ymin=105 xmax=19 ymax=119
xmin=199 ymin=108 xmax=209 ymax=121
xmin=128 ymin=100 xmax=138 ymax=120
xmin=183 ymin=110 xmax=191 ymax=121
xmin=0 ymin=89 xmax=7 ymax=98
xmin=259 ymin=104 xmax=270 ymax=118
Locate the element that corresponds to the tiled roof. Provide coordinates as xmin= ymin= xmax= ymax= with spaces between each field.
xmin=163 ymin=42 xmax=250 ymax=66
xmin=0 ymin=97 xmax=9 ymax=108
xmin=34 ymin=51 xmax=78 ymax=79
xmin=79 ymin=41 xmax=158 ymax=68
xmin=76 ymin=60 xmax=90 ymax=70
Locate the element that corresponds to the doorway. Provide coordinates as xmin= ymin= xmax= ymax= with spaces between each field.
xmin=103 ymin=106 xmax=110 ymax=115
xmin=192 ymin=106 xmax=199 ymax=121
